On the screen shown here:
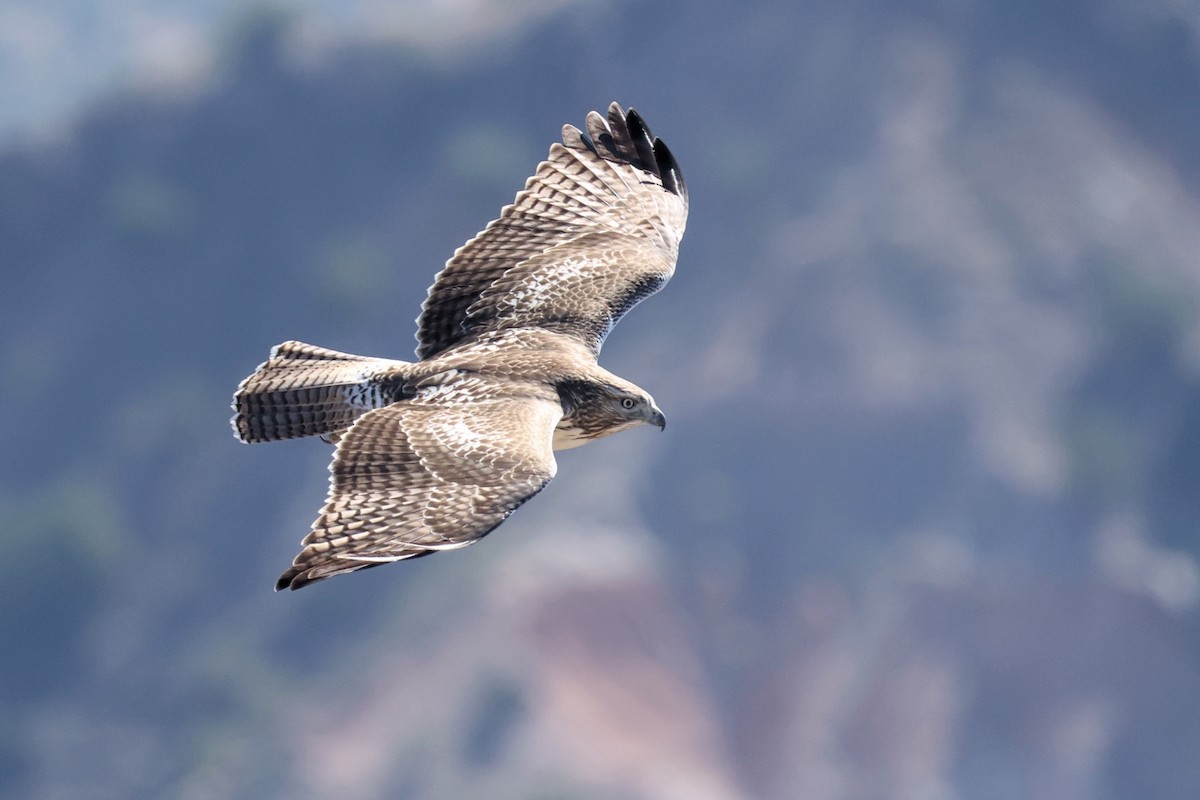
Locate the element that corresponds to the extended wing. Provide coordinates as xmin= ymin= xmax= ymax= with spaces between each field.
xmin=415 ymin=102 xmax=688 ymax=360
xmin=276 ymin=374 xmax=562 ymax=589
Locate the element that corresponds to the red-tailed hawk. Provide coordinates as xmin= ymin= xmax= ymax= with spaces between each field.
xmin=232 ymin=103 xmax=687 ymax=590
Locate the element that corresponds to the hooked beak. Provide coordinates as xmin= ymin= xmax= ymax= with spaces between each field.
xmin=650 ymin=407 xmax=666 ymax=431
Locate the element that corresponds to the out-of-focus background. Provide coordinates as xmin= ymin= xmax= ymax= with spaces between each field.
xmin=3 ymin=1 xmax=1200 ymax=798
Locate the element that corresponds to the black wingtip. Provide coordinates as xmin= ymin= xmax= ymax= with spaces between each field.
xmin=575 ymin=127 xmax=600 ymax=157
xmin=576 ymin=102 xmax=686 ymax=201
xmin=623 ymin=108 xmax=660 ymax=179
xmin=275 ymin=566 xmax=307 ymax=591
xmin=653 ymin=136 xmax=686 ymax=200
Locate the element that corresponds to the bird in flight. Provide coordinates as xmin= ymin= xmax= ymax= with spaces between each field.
xmin=232 ymin=103 xmax=688 ymax=590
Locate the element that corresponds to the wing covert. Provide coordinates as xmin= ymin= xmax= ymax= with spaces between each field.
xmin=276 ymin=376 xmax=562 ymax=590
xmin=415 ymin=102 xmax=688 ymax=359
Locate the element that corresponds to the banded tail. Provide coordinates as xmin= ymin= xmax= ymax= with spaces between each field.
xmin=232 ymin=341 xmax=410 ymax=443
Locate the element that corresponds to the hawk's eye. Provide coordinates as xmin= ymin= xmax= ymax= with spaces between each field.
xmin=620 ymin=397 xmax=637 ymax=410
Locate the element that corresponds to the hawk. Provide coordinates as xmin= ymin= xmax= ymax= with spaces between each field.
xmin=232 ymin=103 xmax=687 ymax=590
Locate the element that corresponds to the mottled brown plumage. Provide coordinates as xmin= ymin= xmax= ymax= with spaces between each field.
xmin=232 ymin=103 xmax=687 ymax=590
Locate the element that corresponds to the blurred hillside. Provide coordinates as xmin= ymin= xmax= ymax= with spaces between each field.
xmin=2 ymin=1 xmax=1199 ymax=798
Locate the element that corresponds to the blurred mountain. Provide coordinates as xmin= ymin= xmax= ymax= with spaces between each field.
xmin=0 ymin=0 xmax=578 ymax=143
xmin=2 ymin=1 xmax=1199 ymax=798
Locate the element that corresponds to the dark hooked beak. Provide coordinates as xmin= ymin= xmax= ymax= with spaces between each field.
xmin=650 ymin=408 xmax=666 ymax=431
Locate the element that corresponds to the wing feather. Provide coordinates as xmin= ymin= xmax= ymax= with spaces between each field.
xmin=415 ymin=102 xmax=688 ymax=359
xmin=276 ymin=376 xmax=562 ymax=590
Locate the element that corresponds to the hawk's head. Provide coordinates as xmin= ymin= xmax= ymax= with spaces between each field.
xmin=553 ymin=378 xmax=665 ymax=450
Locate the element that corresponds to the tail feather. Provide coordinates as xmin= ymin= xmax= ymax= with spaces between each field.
xmin=232 ymin=341 xmax=410 ymax=443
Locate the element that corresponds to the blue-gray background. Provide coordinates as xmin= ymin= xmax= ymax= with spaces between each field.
xmin=3 ymin=1 xmax=1199 ymax=798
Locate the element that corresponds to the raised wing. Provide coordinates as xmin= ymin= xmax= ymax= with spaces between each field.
xmin=415 ymin=102 xmax=688 ymax=360
xmin=276 ymin=374 xmax=562 ymax=590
